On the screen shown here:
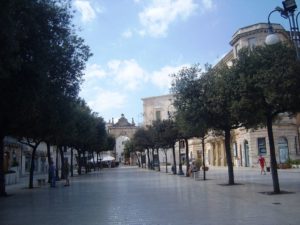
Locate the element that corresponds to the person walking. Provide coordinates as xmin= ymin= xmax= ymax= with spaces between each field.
xmin=63 ymin=158 xmax=70 ymax=186
xmin=258 ymin=155 xmax=266 ymax=175
xmin=49 ymin=161 xmax=56 ymax=187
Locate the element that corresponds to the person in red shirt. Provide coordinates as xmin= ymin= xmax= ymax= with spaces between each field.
xmin=258 ymin=155 xmax=266 ymax=175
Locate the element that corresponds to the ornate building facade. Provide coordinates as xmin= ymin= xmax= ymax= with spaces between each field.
xmin=107 ymin=114 xmax=138 ymax=163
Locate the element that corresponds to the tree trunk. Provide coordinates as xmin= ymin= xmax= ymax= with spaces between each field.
xmin=92 ymin=151 xmax=96 ymax=171
xmin=146 ymin=148 xmax=150 ymax=169
xmin=60 ymin=146 xmax=65 ymax=179
xmin=224 ymin=128 xmax=234 ymax=185
xmin=172 ymin=145 xmax=177 ymax=174
xmin=46 ymin=142 xmax=51 ymax=183
xmin=156 ymin=148 xmax=160 ymax=171
xmin=29 ymin=144 xmax=39 ymax=189
xmin=55 ymin=147 xmax=59 ymax=179
xmin=135 ymin=152 xmax=141 ymax=167
xmin=185 ymin=138 xmax=190 ymax=177
xmin=178 ymin=142 xmax=183 ymax=175
xmin=83 ymin=151 xmax=87 ymax=174
xmin=77 ymin=150 xmax=82 ymax=175
xmin=267 ymin=114 xmax=280 ymax=193
xmin=151 ymin=149 xmax=154 ymax=170
xmin=202 ymin=137 xmax=206 ymax=181
xmin=164 ymin=149 xmax=168 ymax=173
xmin=71 ymin=148 xmax=74 ymax=177
xmin=0 ymin=134 xmax=7 ymax=196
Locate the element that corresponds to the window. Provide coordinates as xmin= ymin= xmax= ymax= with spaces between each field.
xmin=257 ymin=138 xmax=267 ymax=155
xmin=233 ymin=142 xmax=238 ymax=157
xmin=278 ymin=137 xmax=289 ymax=163
xmin=155 ymin=110 xmax=161 ymax=121
xmin=235 ymin=43 xmax=240 ymax=57
xmin=248 ymin=37 xmax=256 ymax=49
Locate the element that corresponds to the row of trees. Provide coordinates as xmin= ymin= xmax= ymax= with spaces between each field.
xmin=171 ymin=43 xmax=300 ymax=193
xmin=0 ymin=0 xmax=112 ymax=196
xmin=125 ymin=118 xmax=205 ymax=179
xmin=126 ymin=43 xmax=300 ymax=194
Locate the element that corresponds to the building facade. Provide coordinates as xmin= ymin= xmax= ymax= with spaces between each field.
xmin=142 ymin=23 xmax=300 ymax=170
xmin=107 ymin=114 xmax=138 ymax=164
xmin=210 ymin=23 xmax=300 ymax=168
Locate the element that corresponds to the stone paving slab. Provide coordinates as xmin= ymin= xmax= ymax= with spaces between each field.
xmin=1 ymin=166 xmax=300 ymax=225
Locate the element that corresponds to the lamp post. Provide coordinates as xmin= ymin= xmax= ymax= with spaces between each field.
xmin=266 ymin=0 xmax=300 ymax=59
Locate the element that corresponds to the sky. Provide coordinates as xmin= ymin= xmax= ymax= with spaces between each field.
xmin=72 ymin=0 xmax=298 ymax=124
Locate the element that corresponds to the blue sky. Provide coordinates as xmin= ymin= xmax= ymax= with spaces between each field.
xmin=73 ymin=0 xmax=297 ymax=124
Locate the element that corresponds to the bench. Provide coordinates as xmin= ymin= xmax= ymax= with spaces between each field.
xmin=37 ymin=178 xmax=46 ymax=186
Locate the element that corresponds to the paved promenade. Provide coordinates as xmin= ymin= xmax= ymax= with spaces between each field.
xmin=1 ymin=166 xmax=300 ymax=225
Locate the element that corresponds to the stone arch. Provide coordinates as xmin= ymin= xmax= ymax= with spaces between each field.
xmin=107 ymin=114 xmax=138 ymax=163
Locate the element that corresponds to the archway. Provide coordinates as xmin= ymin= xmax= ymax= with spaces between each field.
xmin=107 ymin=114 xmax=138 ymax=164
xmin=115 ymin=136 xmax=130 ymax=163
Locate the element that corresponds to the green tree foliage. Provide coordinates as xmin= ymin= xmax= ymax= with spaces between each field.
xmin=0 ymin=0 xmax=91 ymax=195
xmin=152 ymin=120 xmax=179 ymax=174
xmin=233 ymin=43 xmax=300 ymax=193
xmin=171 ymin=64 xmax=240 ymax=184
xmin=133 ymin=127 xmax=155 ymax=169
xmin=171 ymin=65 xmax=209 ymax=177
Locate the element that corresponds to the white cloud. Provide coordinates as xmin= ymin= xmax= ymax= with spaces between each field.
xmin=122 ymin=29 xmax=133 ymax=39
xmin=202 ymin=0 xmax=214 ymax=11
xmin=107 ymin=59 xmax=148 ymax=90
xmin=151 ymin=64 xmax=189 ymax=90
xmin=87 ymin=90 xmax=127 ymax=112
xmin=84 ymin=63 xmax=107 ymax=79
xmin=138 ymin=0 xmax=198 ymax=37
xmin=74 ymin=0 xmax=97 ymax=23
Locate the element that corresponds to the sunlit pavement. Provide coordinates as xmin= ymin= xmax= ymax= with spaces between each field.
xmin=1 ymin=166 xmax=300 ymax=225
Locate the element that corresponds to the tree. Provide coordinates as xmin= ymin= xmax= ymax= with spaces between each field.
xmin=153 ymin=120 xmax=179 ymax=174
xmin=203 ymin=65 xmax=242 ymax=185
xmin=0 ymin=0 xmax=91 ymax=195
xmin=171 ymin=65 xmax=209 ymax=178
xmin=132 ymin=127 xmax=155 ymax=169
xmin=233 ymin=43 xmax=300 ymax=193
xmin=171 ymin=64 xmax=241 ymax=184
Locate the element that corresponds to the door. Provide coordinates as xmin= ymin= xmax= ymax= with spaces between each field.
xmin=278 ymin=137 xmax=289 ymax=163
xmin=244 ymin=140 xmax=250 ymax=167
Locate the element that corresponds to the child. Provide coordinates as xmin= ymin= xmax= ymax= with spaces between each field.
xmin=258 ymin=155 xmax=266 ymax=175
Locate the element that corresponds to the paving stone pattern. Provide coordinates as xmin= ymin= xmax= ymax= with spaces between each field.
xmin=1 ymin=167 xmax=300 ymax=225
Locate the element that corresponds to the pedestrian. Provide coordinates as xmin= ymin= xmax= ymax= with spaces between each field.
xmin=258 ymin=155 xmax=266 ymax=175
xmin=49 ymin=161 xmax=56 ymax=187
xmin=63 ymin=158 xmax=70 ymax=186
xmin=171 ymin=165 xmax=175 ymax=174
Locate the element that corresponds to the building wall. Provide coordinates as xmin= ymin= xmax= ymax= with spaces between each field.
xmin=142 ymin=94 xmax=175 ymax=126
xmin=141 ymin=23 xmax=300 ymax=169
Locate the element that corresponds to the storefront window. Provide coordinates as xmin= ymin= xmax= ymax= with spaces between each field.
xmin=257 ymin=137 xmax=267 ymax=155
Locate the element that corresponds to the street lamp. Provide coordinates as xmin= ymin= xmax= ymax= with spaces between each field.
xmin=266 ymin=0 xmax=300 ymax=59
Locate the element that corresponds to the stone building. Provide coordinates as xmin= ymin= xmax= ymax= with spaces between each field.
xmin=206 ymin=23 xmax=300 ymax=168
xmin=142 ymin=94 xmax=201 ymax=165
xmin=142 ymin=23 xmax=300 ymax=169
xmin=106 ymin=114 xmax=138 ymax=164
